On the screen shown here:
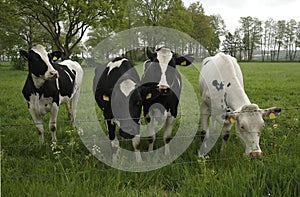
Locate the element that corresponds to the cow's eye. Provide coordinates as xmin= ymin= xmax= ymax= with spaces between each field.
xmin=240 ymin=126 xmax=245 ymax=131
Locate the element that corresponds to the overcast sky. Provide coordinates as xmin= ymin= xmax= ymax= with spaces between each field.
xmin=183 ymin=0 xmax=300 ymax=32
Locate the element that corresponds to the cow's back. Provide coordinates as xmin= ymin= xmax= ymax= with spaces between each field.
xmin=53 ymin=60 xmax=83 ymax=102
xmin=200 ymin=52 xmax=250 ymax=113
xmin=94 ymin=58 xmax=139 ymax=110
xmin=200 ymin=53 xmax=244 ymax=90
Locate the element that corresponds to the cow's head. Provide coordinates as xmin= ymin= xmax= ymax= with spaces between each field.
xmin=20 ymin=44 xmax=62 ymax=81
xmin=225 ymin=104 xmax=281 ymax=158
xmin=144 ymin=47 xmax=193 ymax=95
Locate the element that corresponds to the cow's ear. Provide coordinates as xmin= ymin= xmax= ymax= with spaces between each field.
xmin=262 ymin=107 xmax=281 ymax=119
xmin=20 ymin=50 xmax=29 ymax=61
xmin=175 ymin=54 xmax=194 ymax=66
xmin=224 ymin=112 xmax=237 ymax=124
xmin=146 ymin=47 xmax=156 ymax=61
xmin=50 ymin=51 xmax=62 ymax=62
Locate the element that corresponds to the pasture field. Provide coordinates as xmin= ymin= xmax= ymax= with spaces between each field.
xmin=1 ymin=61 xmax=300 ymax=196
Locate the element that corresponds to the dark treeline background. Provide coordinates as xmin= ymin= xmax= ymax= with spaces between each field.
xmin=1 ymin=0 xmax=299 ymax=69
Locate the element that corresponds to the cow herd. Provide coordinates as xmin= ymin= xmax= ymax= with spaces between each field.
xmin=20 ymin=44 xmax=281 ymax=160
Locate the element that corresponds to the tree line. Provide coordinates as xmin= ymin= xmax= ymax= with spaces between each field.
xmin=223 ymin=17 xmax=300 ymax=61
xmin=0 ymin=0 xmax=299 ymax=70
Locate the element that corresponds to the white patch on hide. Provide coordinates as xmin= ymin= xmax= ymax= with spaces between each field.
xmin=107 ymin=58 xmax=127 ymax=75
xmin=120 ymin=79 xmax=136 ymax=97
xmin=157 ymin=48 xmax=172 ymax=87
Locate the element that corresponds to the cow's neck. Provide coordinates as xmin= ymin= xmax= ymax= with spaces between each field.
xmin=31 ymin=74 xmax=46 ymax=89
xmin=228 ymin=87 xmax=251 ymax=111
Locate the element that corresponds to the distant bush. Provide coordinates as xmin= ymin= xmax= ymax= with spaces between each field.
xmin=12 ymin=56 xmax=26 ymax=70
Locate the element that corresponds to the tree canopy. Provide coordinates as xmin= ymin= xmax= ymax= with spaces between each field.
xmin=1 ymin=0 xmax=299 ymax=66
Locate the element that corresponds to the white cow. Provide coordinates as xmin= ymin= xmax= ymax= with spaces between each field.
xmin=199 ymin=53 xmax=281 ymax=158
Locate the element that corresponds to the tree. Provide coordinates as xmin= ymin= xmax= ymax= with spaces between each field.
xmin=208 ymin=14 xmax=226 ymax=55
xmin=261 ymin=18 xmax=276 ymax=61
xmin=188 ymin=2 xmax=215 ymax=55
xmin=222 ymin=32 xmax=237 ymax=57
xmin=239 ymin=16 xmax=262 ymax=61
xmin=0 ymin=0 xmax=51 ymax=69
xmin=135 ymin=0 xmax=169 ymax=26
xmin=222 ymin=28 xmax=243 ymax=60
xmin=285 ymin=19 xmax=298 ymax=61
xmin=296 ymin=22 xmax=300 ymax=59
xmin=14 ymin=0 xmax=119 ymax=60
xmin=159 ymin=0 xmax=193 ymax=53
xmin=159 ymin=0 xmax=193 ymax=34
xmin=275 ymin=20 xmax=286 ymax=61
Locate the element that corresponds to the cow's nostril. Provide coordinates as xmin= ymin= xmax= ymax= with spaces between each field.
xmin=50 ymin=70 xmax=58 ymax=78
xmin=158 ymin=84 xmax=170 ymax=89
xmin=50 ymin=70 xmax=58 ymax=76
xmin=249 ymin=151 xmax=262 ymax=158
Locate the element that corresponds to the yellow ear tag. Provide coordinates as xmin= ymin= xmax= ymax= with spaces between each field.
xmin=269 ymin=112 xmax=276 ymax=119
xmin=146 ymin=93 xmax=152 ymax=99
xmin=181 ymin=60 xmax=187 ymax=66
xmin=52 ymin=56 xmax=58 ymax=61
xmin=229 ymin=117 xmax=235 ymax=124
xmin=103 ymin=95 xmax=109 ymax=101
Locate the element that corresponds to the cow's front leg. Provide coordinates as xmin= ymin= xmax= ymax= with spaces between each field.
xmin=220 ymin=123 xmax=232 ymax=152
xmin=49 ymin=103 xmax=59 ymax=143
xmin=29 ymin=109 xmax=44 ymax=144
xmin=199 ymin=100 xmax=211 ymax=156
xmin=132 ymin=135 xmax=142 ymax=162
xmin=146 ymin=116 xmax=156 ymax=152
xmin=70 ymin=88 xmax=81 ymax=123
xmin=163 ymin=115 xmax=175 ymax=155
xmin=200 ymin=101 xmax=210 ymax=141
xmin=64 ymin=101 xmax=74 ymax=123
xmin=106 ymin=120 xmax=118 ymax=161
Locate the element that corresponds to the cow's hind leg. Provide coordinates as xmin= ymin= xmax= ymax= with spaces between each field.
xmin=64 ymin=101 xmax=74 ymax=123
xmin=70 ymin=88 xmax=81 ymax=122
xmin=49 ymin=103 xmax=59 ymax=143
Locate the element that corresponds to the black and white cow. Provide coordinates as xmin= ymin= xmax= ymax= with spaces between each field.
xmin=199 ymin=53 xmax=281 ymax=158
xmin=94 ymin=57 xmax=143 ymax=162
xmin=141 ymin=47 xmax=193 ymax=155
xmin=20 ymin=44 xmax=83 ymax=143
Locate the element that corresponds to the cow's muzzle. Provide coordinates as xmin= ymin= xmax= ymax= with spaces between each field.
xmin=158 ymin=84 xmax=170 ymax=95
xmin=49 ymin=70 xmax=58 ymax=79
xmin=249 ymin=151 xmax=262 ymax=159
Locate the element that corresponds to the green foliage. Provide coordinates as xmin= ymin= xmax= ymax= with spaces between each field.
xmin=159 ymin=0 xmax=193 ymax=34
xmin=1 ymin=62 xmax=299 ymax=196
xmin=84 ymin=0 xmax=219 ymax=56
xmin=187 ymin=2 xmax=218 ymax=55
xmin=1 ymin=0 xmax=121 ymax=60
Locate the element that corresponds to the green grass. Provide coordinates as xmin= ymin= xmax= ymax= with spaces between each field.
xmin=1 ymin=61 xmax=300 ymax=196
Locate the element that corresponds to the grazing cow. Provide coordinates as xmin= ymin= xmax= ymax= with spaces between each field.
xmin=199 ymin=52 xmax=281 ymax=158
xmin=141 ymin=47 xmax=193 ymax=155
xmin=20 ymin=44 xmax=83 ymax=143
xmin=94 ymin=57 xmax=143 ymax=162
